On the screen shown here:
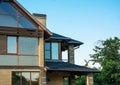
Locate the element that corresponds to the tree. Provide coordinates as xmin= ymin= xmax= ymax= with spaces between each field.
xmin=90 ymin=37 xmax=120 ymax=85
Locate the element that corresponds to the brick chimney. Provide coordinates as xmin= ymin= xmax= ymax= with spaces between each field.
xmin=33 ymin=13 xmax=47 ymax=26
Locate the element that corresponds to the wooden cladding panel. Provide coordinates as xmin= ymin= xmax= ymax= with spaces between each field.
xmin=0 ymin=27 xmax=42 ymax=37
xmin=0 ymin=35 xmax=7 ymax=54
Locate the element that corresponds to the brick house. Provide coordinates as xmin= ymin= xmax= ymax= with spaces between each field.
xmin=0 ymin=0 xmax=99 ymax=85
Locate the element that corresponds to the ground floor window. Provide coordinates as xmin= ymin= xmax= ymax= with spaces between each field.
xmin=63 ymin=77 xmax=69 ymax=85
xmin=12 ymin=72 xmax=40 ymax=85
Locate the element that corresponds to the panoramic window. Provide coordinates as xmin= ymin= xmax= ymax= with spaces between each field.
xmin=0 ymin=36 xmax=38 ymax=66
xmin=12 ymin=72 xmax=40 ymax=85
xmin=0 ymin=2 xmax=37 ymax=28
xmin=45 ymin=42 xmax=59 ymax=60
xmin=7 ymin=36 xmax=17 ymax=54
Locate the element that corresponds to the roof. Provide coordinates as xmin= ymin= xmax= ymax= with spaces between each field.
xmin=45 ymin=60 xmax=100 ymax=74
xmin=46 ymin=32 xmax=83 ymax=46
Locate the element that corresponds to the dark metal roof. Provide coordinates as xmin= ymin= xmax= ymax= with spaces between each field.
xmin=46 ymin=32 xmax=83 ymax=46
xmin=45 ymin=60 xmax=100 ymax=73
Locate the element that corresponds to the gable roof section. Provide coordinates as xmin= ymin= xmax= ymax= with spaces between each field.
xmin=12 ymin=0 xmax=52 ymax=36
xmin=45 ymin=60 xmax=100 ymax=74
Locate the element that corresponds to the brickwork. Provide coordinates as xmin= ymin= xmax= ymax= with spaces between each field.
xmin=46 ymin=72 xmax=65 ymax=85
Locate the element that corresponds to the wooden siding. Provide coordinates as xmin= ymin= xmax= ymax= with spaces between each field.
xmin=0 ymin=27 xmax=42 ymax=37
xmin=0 ymin=35 xmax=7 ymax=54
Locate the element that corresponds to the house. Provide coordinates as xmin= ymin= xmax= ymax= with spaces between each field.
xmin=0 ymin=0 xmax=99 ymax=85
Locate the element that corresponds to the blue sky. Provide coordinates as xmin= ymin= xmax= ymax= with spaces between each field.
xmin=17 ymin=0 xmax=120 ymax=67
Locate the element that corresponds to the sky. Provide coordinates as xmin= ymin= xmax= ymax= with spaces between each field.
xmin=17 ymin=0 xmax=120 ymax=67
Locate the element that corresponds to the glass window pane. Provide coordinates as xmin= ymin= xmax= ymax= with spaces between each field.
xmin=45 ymin=51 xmax=50 ymax=59
xmin=63 ymin=77 xmax=69 ymax=85
xmin=8 ymin=36 xmax=17 ymax=53
xmin=31 ymin=72 xmax=39 ymax=85
xmin=0 ymin=2 xmax=17 ymax=14
xmin=45 ymin=42 xmax=50 ymax=59
xmin=19 ymin=16 xmax=37 ymax=29
xmin=22 ymin=72 xmax=30 ymax=85
xmin=52 ymin=43 xmax=59 ymax=59
xmin=0 ymin=15 xmax=17 ymax=27
xmin=19 ymin=56 xmax=38 ymax=65
xmin=0 ymin=55 xmax=17 ymax=65
xmin=19 ymin=37 xmax=38 ymax=55
xmin=12 ymin=72 xmax=21 ymax=85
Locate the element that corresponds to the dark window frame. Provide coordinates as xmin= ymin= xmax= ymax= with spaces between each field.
xmin=44 ymin=41 xmax=61 ymax=60
xmin=0 ymin=36 xmax=39 ymax=66
xmin=12 ymin=71 xmax=40 ymax=85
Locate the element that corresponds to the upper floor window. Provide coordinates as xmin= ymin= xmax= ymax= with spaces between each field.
xmin=45 ymin=42 xmax=50 ymax=59
xmin=45 ymin=42 xmax=60 ymax=60
xmin=52 ymin=43 xmax=59 ymax=59
xmin=19 ymin=37 xmax=38 ymax=55
xmin=7 ymin=36 xmax=17 ymax=54
xmin=0 ymin=2 xmax=37 ymax=29
xmin=0 ymin=36 xmax=38 ymax=66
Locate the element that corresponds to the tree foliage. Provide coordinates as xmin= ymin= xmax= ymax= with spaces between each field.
xmin=90 ymin=37 xmax=120 ymax=85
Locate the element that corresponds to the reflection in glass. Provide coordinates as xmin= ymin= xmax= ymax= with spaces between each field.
xmin=0 ymin=2 xmax=37 ymax=29
xmin=8 ymin=36 xmax=17 ymax=53
xmin=0 ymin=55 xmax=17 ymax=65
xmin=19 ymin=37 xmax=38 ymax=55
xmin=45 ymin=42 xmax=50 ymax=59
xmin=22 ymin=72 xmax=30 ymax=85
xmin=31 ymin=72 xmax=39 ymax=85
xmin=12 ymin=72 xmax=21 ymax=85
xmin=52 ymin=43 xmax=59 ymax=59
xmin=19 ymin=56 xmax=38 ymax=65
xmin=19 ymin=16 xmax=37 ymax=29
xmin=0 ymin=15 xmax=17 ymax=27
xmin=12 ymin=72 xmax=40 ymax=85
xmin=63 ymin=77 xmax=69 ymax=85
xmin=0 ymin=3 xmax=17 ymax=14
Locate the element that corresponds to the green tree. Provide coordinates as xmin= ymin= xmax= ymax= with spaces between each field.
xmin=90 ymin=37 xmax=120 ymax=85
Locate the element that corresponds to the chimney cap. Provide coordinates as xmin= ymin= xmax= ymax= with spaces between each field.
xmin=33 ymin=13 xmax=46 ymax=17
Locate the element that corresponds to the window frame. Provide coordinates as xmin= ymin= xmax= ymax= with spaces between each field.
xmin=44 ymin=41 xmax=61 ymax=60
xmin=0 ymin=2 xmax=37 ymax=29
xmin=7 ymin=36 xmax=17 ymax=54
xmin=12 ymin=71 xmax=40 ymax=85
xmin=0 ymin=36 xmax=39 ymax=66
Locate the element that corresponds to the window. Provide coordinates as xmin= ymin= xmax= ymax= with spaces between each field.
xmin=18 ymin=37 xmax=38 ymax=65
xmin=7 ymin=36 xmax=17 ymax=54
xmin=63 ymin=77 xmax=69 ymax=85
xmin=0 ymin=2 xmax=37 ymax=29
xmin=45 ymin=42 xmax=60 ymax=60
xmin=45 ymin=42 xmax=50 ymax=59
xmin=52 ymin=43 xmax=59 ymax=59
xmin=19 ymin=56 xmax=38 ymax=65
xmin=0 ymin=55 xmax=17 ymax=65
xmin=0 ymin=36 xmax=38 ymax=66
xmin=19 ymin=37 xmax=38 ymax=55
xmin=12 ymin=72 xmax=40 ymax=85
